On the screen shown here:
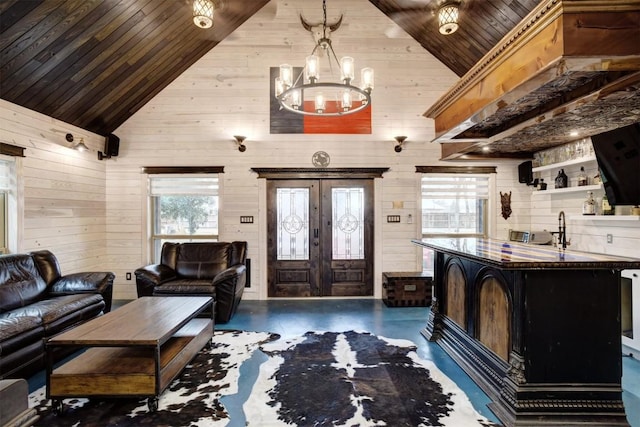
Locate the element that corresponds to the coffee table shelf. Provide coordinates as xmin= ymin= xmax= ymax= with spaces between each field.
xmin=46 ymin=297 xmax=214 ymax=413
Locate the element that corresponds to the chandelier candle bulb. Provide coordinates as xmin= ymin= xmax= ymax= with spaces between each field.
xmin=315 ymin=93 xmax=325 ymax=113
xmin=340 ymin=57 xmax=354 ymax=83
xmin=305 ymin=56 xmax=319 ymax=83
xmin=341 ymin=90 xmax=352 ymax=111
xmin=279 ymin=64 xmax=293 ymax=88
xmin=361 ymin=68 xmax=374 ymax=93
xmin=274 ymin=78 xmax=284 ymax=97
xmin=291 ymin=90 xmax=302 ymax=110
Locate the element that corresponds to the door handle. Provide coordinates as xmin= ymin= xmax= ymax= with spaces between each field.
xmin=314 ymin=228 xmax=319 ymax=238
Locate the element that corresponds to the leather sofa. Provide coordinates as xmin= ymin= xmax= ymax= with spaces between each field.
xmin=135 ymin=241 xmax=247 ymax=324
xmin=0 ymin=250 xmax=114 ymax=380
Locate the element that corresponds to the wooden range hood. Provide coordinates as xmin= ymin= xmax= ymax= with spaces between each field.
xmin=425 ymin=0 xmax=640 ymax=160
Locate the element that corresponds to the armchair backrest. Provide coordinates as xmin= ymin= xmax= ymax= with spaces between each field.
xmin=0 ymin=253 xmax=48 ymax=312
xmin=161 ymin=241 xmax=247 ymax=280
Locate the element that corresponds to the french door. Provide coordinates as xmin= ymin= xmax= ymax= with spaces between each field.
xmin=267 ymin=179 xmax=374 ymax=297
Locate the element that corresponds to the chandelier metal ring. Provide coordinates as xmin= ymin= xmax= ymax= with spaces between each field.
xmin=277 ymin=82 xmax=371 ymax=116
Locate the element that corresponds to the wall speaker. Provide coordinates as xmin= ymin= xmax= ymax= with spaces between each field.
xmin=105 ymin=133 xmax=120 ymax=157
xmin=518 ymin=160 xmax=533 ymax=184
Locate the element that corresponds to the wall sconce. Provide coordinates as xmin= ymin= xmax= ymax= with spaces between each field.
xmin=438 ymin=2 xmax=459 ymax=35
xmin=234 ymin=135 xmax=247 ymax=152
xmin=394 ymin=136 xmax=407 ymax=153
xmin=65 ymin=133 xmax=89 ymax=152
xmin=74 ymin=138 xmax=89 ymax=152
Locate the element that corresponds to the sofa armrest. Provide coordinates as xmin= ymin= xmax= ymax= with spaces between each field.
xmin=134 ymin=264 xmax=178 ymax=297
xmin=212 ymin=264 xmax=247 ymax=323
xmin=49 ymin=271 xmax=115 ymax=312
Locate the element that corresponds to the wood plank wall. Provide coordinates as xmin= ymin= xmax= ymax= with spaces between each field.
xmin=109 ymin=0 xmax=528 ymax=300
xmin=0 ymin=99 xmax=108 ymax=273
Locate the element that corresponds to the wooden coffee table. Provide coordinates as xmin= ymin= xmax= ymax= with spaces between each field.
xmin=46 ymin=296 xmax=214 ymax=413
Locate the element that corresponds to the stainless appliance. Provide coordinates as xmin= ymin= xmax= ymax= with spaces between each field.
xmin=508 ymin=229 xmax=554 ymax=245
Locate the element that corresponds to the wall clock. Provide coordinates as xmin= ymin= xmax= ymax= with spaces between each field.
xmin=312 ymin=151 xmax=330 ymax=168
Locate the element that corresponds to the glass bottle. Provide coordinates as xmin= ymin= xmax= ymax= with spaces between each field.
xmin=538 ymin=178 xmax=547 ymax=190
xmin=582 ymin=191 xmax=596 ymax=215
xmin=602 ymin=194 xmax=614 ymax=215
xmin=555 ymin=169 xmax=568 ymax=189
xmin=577 ymin=166 xmax=588 ymax=186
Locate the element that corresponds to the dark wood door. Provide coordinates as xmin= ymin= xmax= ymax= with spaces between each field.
xmin=267 ymin=179 xmax=373 ymax=297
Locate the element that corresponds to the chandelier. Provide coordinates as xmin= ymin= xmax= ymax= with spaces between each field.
xmin=274 ymin=0 xmax=374 ymax=116
xmin=438 ymin=2 xmax=459 ymax=35
xmin=193 ymin=0 xmax=215 ymax=29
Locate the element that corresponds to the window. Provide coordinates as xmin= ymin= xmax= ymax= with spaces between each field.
xmin=148 ymin=174 xmax=219 ymax=261
xmin=420 ymin=171 xmax=492 ymax=270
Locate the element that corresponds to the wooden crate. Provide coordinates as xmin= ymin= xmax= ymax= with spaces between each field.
xmin=382 ymin=272 xmax=432 ymax=307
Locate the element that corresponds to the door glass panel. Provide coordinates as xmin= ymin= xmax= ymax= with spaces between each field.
xmin=332 ymin=187 xmax=364 ymax=259
xmin=277 ymin=188 xmax=309 ymax=260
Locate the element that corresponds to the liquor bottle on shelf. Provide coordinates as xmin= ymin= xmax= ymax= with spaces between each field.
xmin=555 ymin=169 xmax=568 ymax=189
xmin=602 ymin=194 xmax=615 ymax=215
xmin=538 ymin=178 xmax=547 ymax=190
xmin=582 ymin=191 xmax=596 ymax=215
xmin=577 ymin=167 xmax=588 ymax=186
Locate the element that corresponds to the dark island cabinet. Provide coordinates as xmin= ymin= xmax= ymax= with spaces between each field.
xmin=414 ymin=238 xmax=640 ymax=427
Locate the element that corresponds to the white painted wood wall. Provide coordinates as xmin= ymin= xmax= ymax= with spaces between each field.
xmin=2 ymin=0 xmax=636 ymax=302
xmin=0 ymin=99 xmax=109 ymax=272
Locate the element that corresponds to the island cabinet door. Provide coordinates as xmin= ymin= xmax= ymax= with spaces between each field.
xmin=475 ymin=272 xmax=511 ymax=361
xmin=441 ymin=255 xmax=513 ymax=362
xmin=521 ymin=269 xmax=622 ymax=384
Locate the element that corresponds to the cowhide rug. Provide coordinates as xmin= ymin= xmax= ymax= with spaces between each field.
xmin=28 ymin=330 xmax=279 ymax=427
xmin=245 ymin=330 xmax=499 ymax=427
xmin=28 ymin=330 xmax=500 ymax=427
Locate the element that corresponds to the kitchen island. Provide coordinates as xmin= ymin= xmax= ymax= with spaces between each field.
xmin=413 ymin=238 xmax=640 ymax=427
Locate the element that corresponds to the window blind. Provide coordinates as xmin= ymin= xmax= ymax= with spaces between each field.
xmin=421 ymin=175 xmax=490 ymax=200
xmin=149 ymin=175 xmax=219 ymax=196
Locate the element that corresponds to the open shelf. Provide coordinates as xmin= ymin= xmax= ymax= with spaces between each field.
xmin=532 ymin=184 xmax=602 ymax=196
xmin=532 ymin=155 xmax=597 ymax=172
xmin=569 ymin=215 xmax=640 ymax=222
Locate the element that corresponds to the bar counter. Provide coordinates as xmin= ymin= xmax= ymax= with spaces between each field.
xmin=413 ymin=237 xmax=640 ymax=427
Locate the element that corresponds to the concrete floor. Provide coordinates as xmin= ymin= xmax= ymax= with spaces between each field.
xmin=221 ymin=298 xmax=640 ymax=427
xmin=28 ymin=298 xmax=640 ymax=426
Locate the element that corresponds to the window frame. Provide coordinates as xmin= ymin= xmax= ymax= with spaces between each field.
xmin=145 ymin=168 xmax=223 ymax=263
xmin=417 ymin=165 xmax=496 ymax=272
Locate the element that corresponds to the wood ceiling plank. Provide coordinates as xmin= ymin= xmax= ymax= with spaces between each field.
xmin=71 ymin=2 xmax=191 ymax=127
xmin=54 ymin=0 xmax=182 ymax=123
xmin=0 ymin=0 xmax=102 ymax=99
xmin=0 ymin=0 xmax=43 ymax=45
xmin=33 ymin=0 xmax=156 ymax=113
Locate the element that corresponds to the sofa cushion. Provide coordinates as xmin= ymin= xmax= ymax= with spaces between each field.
xmin=175 ymin=243 xmax=230 ymax=279
xmin=0 ymin=316 xmax=44 ymax=356
xmin=0 ymin=255 xmax=47 ymax=313
xmin=1 ymin=294 xmax=105 ymax=335
xmin=153 ymin=279 xmax=215 ymax=295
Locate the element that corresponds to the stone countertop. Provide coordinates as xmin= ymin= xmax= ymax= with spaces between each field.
xmin=412 ymin=237 xmax=640 ymax=270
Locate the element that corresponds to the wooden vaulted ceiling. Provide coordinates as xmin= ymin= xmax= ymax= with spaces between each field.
xmin=8 ymin=0 xmax=640 ymax=158
xmin=0 ymin=0 xmax=540 ymax=140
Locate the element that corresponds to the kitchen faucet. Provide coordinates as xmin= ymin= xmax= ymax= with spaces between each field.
xmin=558 ymin=210 xmax=567 ymax=250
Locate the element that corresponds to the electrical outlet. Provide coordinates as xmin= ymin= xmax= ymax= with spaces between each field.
xmin=126 ymin=272 xmax=132 ymax=280
xmin=606 ymin=234 xmax=613 ymax=244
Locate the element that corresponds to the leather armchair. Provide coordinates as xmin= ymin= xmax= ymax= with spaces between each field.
xmin=135 ymin=241 xmax=247 ymax=323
